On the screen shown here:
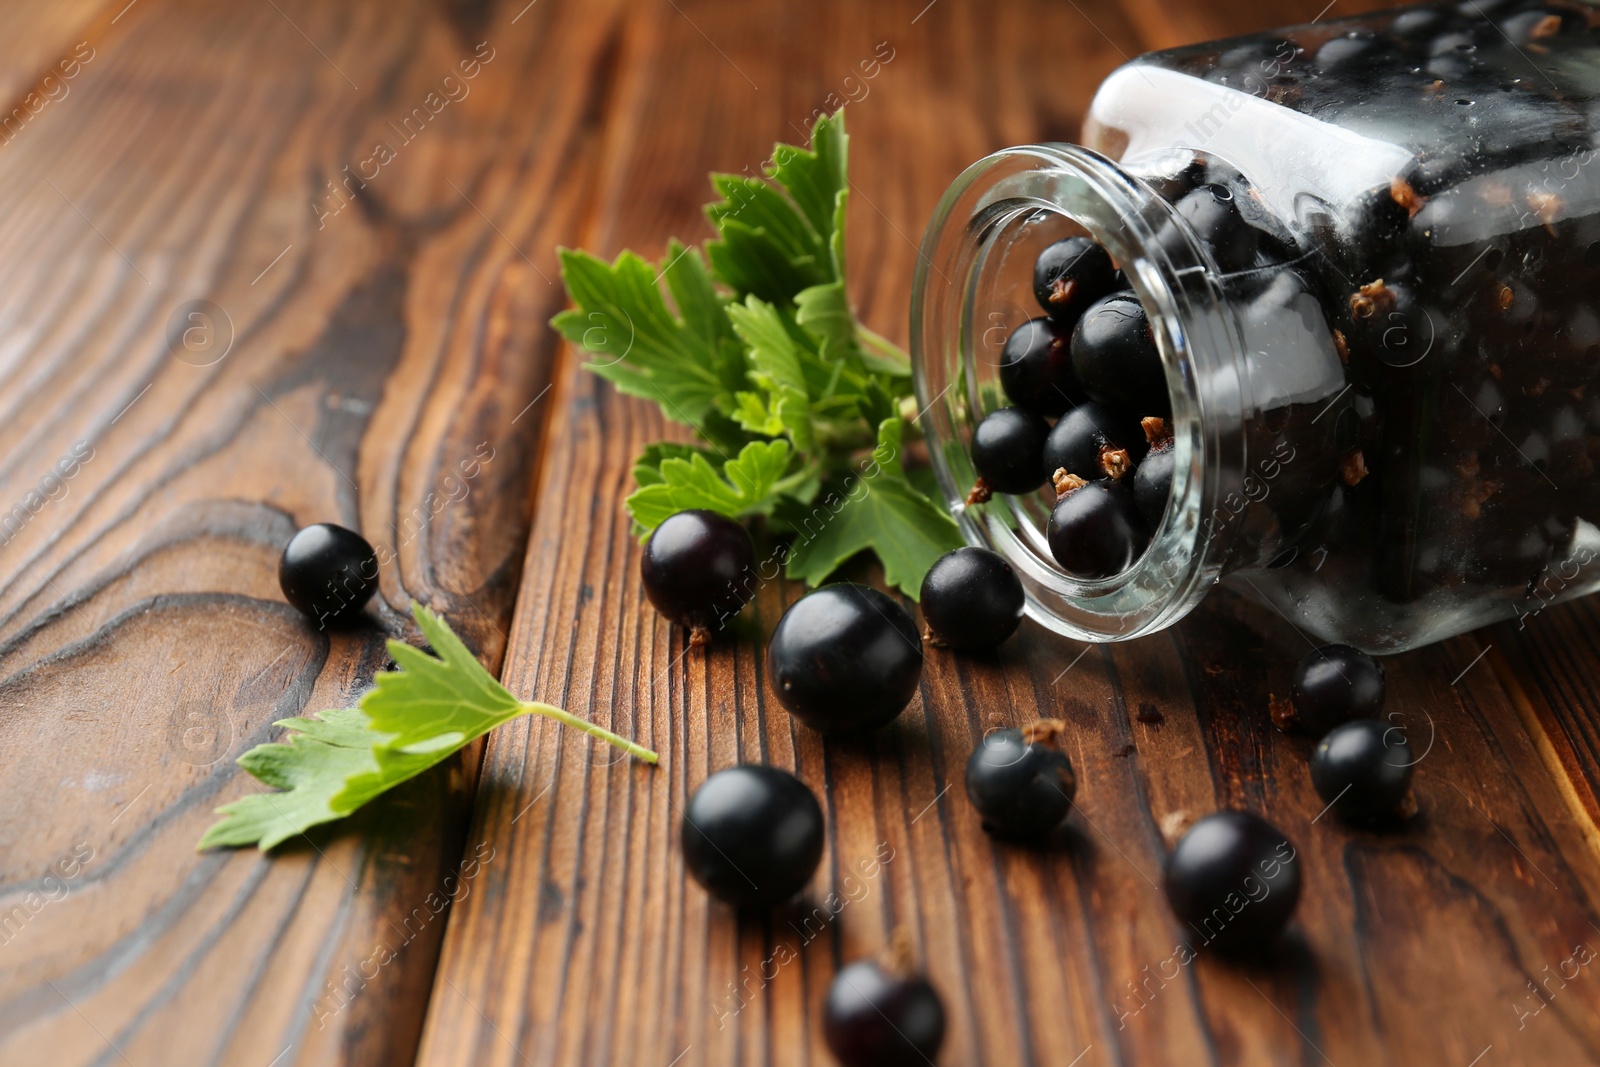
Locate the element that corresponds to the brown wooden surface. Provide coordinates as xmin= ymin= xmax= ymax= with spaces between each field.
xmin=6 ymin=1 xmax=1600 ymax=1066
xmin=0 ymin=0 xmax=590 ymax=1062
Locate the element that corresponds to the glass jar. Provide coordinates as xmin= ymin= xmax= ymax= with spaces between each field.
xmin=912 ymin=0 xmax=1600 ymax=653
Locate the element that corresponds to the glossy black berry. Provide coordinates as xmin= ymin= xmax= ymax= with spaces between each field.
xmin=1032 ymin=236 xmax=1119 ymax=325
xmin=681 ymin=765 xmax=824 ymax=908
xmin=970 ymin=407 xmax=1050 ymax=496
xmin=1290 ymin=644 xmax=1386 ymax=734
xmin=1071 ymin=292 xmax=1168 ymax=416
xmin=1180 ymin=184 xmax=1267 ymax=271
xmin=1429 ymin=26 xmax=1488 ymax=57
xmin=1041 ymin=400 xmax=1147 ymax=482
xmin=1346 ymin=279 xmax=1429 ymax=368
xmin=999 ymin=317 xmax=1084 ymax=417
xmin=1502 ymin=8 xmax=1578 ymax=43
xmin=279 ymin=523 xmax=379 ymax=627
xmin=1311 ymin=719 xmax=1415 ymax=821
xmin=1133 ymin=442 xmax=1176 ymax=528
xmin=767 ymin=584 xmax=923 ymax=734
xmin=1313 ymin=31 xmax=1398 ymax=71
xmin=1164 ymin=810 xmax=1302 ymax=953
xmin=965 ymin=719 xmax=1076 ymax=841
xmin=920 ymin=547 xmax=1025 ymax=651
xmin=640 ymin=510 xmax=755 ymax=645
xmin=1047 ymin=480 xmax=1149 ymax=580
xmin=1391 ymin=7 xmax=1452 ymax=39
xmin=823 ymin=952 xmax=946 ymax=1067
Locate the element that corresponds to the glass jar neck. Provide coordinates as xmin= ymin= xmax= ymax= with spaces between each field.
xmin=912 ymin=144 xmax=1335 ymax=642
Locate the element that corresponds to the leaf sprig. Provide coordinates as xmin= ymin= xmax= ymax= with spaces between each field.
xmin=553 ymin=111 xmax=961 ymax=598
xmin=199 ymin=603 xmax=655 ymax=851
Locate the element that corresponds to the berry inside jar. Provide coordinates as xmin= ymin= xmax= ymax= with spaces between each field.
xmin=913 ymin=0 xmax=1600 ymax=652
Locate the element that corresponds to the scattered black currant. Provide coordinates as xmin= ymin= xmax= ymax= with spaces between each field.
xmin=968 ymin=406 xmax=1050 ymax=502
xmin=1164 ymin=810 xmax=1302 ymax=954
xmin=1311 ymin=719 xmax=1415 ymax=822
xmin=1071 ymin=292 xmax=1168 ymax=416
xmin=823 ymin=933 xmax=946 ymax=1067
xmin=681 ymin=764 xmax=825 ymax=909
xmin=767 ymin=584 xmax=923 ymax=734
xmin=1032 ymin=236 xmax=1119 ymax=325
xmin=279 ymin=523 xmax=379 ymax=627
xmin=640 ymin=510 xmax=755 ymax=646
xmin=1047 ymin=476 xmax=1149 ymax=580
xmin=999 ymin=316 xmax=1083 ymax=417
xmin=920 ymin=547 xmax=1025 ymax=651
xmin=1288 ymin=644 xmax=1386 ymax=734
xmin=1041 ymin=400 xmax=1147 ymax=483
xmin=965 ymin=719 xmax=1076 ymax=841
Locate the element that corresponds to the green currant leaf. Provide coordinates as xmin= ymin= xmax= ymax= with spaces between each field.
xmin=200 ymin=604 xmax=656 ymax=851
xmin=626 ymin=439 xmax=795 ymax=533
xmin=553 ymin=243 xmax=746 ymax=429
xmin=783 ymin=418 xmax=963 ymax=599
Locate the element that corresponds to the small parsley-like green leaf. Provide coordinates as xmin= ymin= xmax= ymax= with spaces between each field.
xmin=784 ymin=419 xmax=963 ymax=598
xmin=552 ymin=243 xmax=745 ymax=430
xmin=633 ymin=442 xmax=723 ymax=488
xmin=555 ymin=109 xmax=958 ymax=600
xmin=195 ymin=708 xmax=388 ymax=851
xmin=199 ymin=604 xmax=656 ymax=851
xmin=626 ymin=439 xmax=796 ymax=533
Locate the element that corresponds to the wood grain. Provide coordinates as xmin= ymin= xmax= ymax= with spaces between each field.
xmin=416 ymin=2 xmax=1600 ymax=1066
xmin=0 ymin=0 xmax=615 ymax=1063
xmin=6 ymin=0 xmax=1600 ymax=1065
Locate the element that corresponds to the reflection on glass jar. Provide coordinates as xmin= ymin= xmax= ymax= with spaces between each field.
xmin=912 ymin=0 xmax=1600 ymax=653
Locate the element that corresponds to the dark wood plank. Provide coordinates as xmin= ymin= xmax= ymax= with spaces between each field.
xmin=419 ymin=1 xmax=1600 ymax=1066
xmin=0 ymin=0 xmax=623 ymax=1062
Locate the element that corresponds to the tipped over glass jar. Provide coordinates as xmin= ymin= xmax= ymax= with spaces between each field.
xmin=912 ymin=0 xmax=1600 ymax=653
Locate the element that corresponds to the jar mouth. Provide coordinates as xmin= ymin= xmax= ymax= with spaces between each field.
xmin=911 ymin=144 xmax=1249 ymax=642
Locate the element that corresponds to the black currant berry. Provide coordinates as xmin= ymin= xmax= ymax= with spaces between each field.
xmin=1429 ymin=26 xmax=1488 ymax=57
xmin=1311 ymin=719 xmax=1415 ymax=821
xmin=969 ymin=407 xmax=1050 ymax=500
xmin=1164 ymin=810 xmax=1302 ymax=954
xmin=1313 ymin=31 xmax=1399 ymax=71
xmin=681 ymin=765 xmax=825 ymax=908
xmin=1032 ymin=236 xmax=1119 ymax=324
xmin=1047 ymin=478 xmax=1149 ymax=580
xmin=279 ymin=523 xmax=379 ymax=627
xmin=640 ymin=510 xmax=755 ymax=646
xmin=1346 ymin=278 xmax=1429 ymax=368
xmin=1134 ymin=442 xmax=1176 ymax=528
xmin=1391 ymin=7 xmax=1452 ymax=39
xmin=999 ymin=317 xmax=1084 ymax=417
xmin=965 ymin=719 xmax=1076 ymax=841
xmin=823 ymin=936 xmax=946 ymax=1067
xmin=1071 ymin=292 xmax=1168 ymax=416
xmin=767 ymin=584 xmax=923 ymax=734
xmin=1289 ymin=644 xmax=1385 ymax=734
xmin=1041 ymin=400 xmax=1147 ymax=482
xmin=1168 ymin=184 xmax=1262 ymax=273
xmin=920 ymin=547 xmax=1025 ymax=651
xmin=1501 ymin=9 xmax=1576 ymax=44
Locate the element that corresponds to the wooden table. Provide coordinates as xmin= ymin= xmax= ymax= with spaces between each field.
xmin=4 ymin=0 xmax=1599 ymax=1064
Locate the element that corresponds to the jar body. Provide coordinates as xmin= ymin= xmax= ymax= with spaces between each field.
xmin=912 ymin=0 xmax=1600 ymax=652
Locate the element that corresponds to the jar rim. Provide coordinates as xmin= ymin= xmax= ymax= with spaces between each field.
xmin=911 ymin=143 xmax=1252 ymax=643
